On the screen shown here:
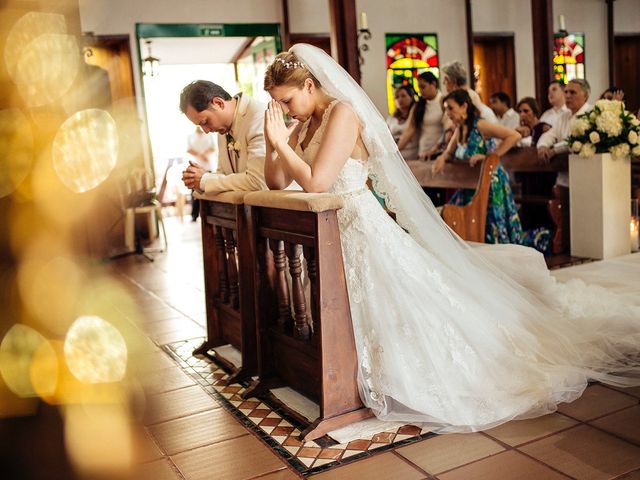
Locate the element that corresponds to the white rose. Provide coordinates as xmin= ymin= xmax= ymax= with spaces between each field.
xmin=632 ymin=145 xmax=640 ymax=156
xmin=595 ymin=110 xmax=623 ymax=137
xmin=579 ymin=142 xmax=596 ymax=157
xmin=609 ymin=143 xmax=630 ymax=159
xmin=629 ymin=130 xmax=639 ymax=145
xmin=632 ymin=118 xmax=640 ymax=127
xmin=570 ymin=118 xmax=590 ymax=136
xmin=588 ymin=131 xmax=600 ymax=144
xmin=571 ymin=141 xmax=583 ymax=152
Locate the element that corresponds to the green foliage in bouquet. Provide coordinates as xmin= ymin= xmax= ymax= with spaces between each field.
xmin=567 ymin=100 xmax=640 ymax=158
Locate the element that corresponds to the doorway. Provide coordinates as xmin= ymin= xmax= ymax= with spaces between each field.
xmin=473 ymin=34 xmax=517 ymax=106
xmin=614 ymin=34 xmax=640 ymax=114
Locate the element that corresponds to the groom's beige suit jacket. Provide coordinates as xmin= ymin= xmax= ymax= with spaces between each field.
xmin=200 ymin=93 xmax=268 ymax=193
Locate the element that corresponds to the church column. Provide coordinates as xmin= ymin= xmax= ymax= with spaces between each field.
xmin=606 ymin=0 xmax=615 ymax=86
xmin=281 ymin=0 xmax=291 ymax=50
xmin=531 ymin=0 xmax=555 ymax=111
xmin=464 ymin=0 xmax=475 ymax=90
xmin=328 ymin=0 xmax=361 ymax=84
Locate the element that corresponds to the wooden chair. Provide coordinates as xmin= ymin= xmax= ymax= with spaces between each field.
xmin=243 ymin=190 xmax=371 ymax=442
xmin=440 ymin=154 xmax=500 ymax=242
xmin=193 ymin=191 xmax=257 ymax=384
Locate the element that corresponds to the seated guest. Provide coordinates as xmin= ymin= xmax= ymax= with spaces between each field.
xmin=433 ymin=89 xmax=550 ymax=252
xmin=386 ymin=85 xmax=418 ymax=160
xmin=397 ymin=72 xmax=445 ymax=160
xmin=539 ymin=80 xmax=569 ymax=128
xmin=537 ymin=79 xmax=592 ymax=186
xmin=600 ymin=86 xmax=625 ymax=101
xmin=489 ymin=91 xmax=520 ymax=129
xmin=515 ymin=97 xmax=550 ymax=146
xmin=441 ymin=61 xmax=498 ymax=123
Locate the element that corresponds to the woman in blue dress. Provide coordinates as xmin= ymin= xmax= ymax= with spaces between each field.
xmin=432 ymin=89 xmax=550 ymax=253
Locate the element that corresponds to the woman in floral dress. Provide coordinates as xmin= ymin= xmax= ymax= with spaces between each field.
xmin=433 ymin=89 xmax=550 ymax=253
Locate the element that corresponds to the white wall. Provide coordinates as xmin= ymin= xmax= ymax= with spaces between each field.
xmin=288 ymin=0 xmax=330 ymax=34
xmin=472 ymin=0 xmax=535 ymax=100
xmin=554 ymin=0 xmax=608 ymax=101
xmin=614 ymin=0 xmax=640 ymax=33
xmin=356 ymin=0 xmax=469 ymax=114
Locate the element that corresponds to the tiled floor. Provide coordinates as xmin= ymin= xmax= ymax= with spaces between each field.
xmin=117 ymin=216 xmax=640 ymax=479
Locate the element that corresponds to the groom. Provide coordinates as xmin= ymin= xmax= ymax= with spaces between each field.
xmin=180 ymin=80 xmax=267 ymax=193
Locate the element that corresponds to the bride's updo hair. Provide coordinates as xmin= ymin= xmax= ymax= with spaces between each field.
xmin=264 ymin=51 xmax=321 ymax=91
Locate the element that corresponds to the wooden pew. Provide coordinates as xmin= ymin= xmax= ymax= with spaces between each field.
xmin=440 ymin=155 xmax=500 ymax=242
xmin=243 ymin=190 xmax=372 ymax=442
xmin=192 ymin=191 xmax=257 ymax=384
xmin=407 ymin=147 xmax=570 ymax=253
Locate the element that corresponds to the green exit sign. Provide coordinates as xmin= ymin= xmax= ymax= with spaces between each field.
xmin=199 ymin=24 xmax=223 ymax=36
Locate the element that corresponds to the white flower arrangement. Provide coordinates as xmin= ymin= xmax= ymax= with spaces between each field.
xmin=568 ymin=99 xmax=640 ymax=158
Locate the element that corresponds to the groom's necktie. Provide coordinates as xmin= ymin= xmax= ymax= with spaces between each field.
xmin=225 ymin=132 xmax=237 ymax=173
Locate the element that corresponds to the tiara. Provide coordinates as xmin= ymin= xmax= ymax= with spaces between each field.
xmin=275 ymin=58 xmax=305 ymax=69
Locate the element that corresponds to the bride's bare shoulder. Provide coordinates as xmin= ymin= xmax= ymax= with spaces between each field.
xmin=327 ymin=101 xmax=359 ymax=127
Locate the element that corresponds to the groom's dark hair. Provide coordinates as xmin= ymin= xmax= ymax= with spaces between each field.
xmin=180 ymin=80 xmax=232 ymax=113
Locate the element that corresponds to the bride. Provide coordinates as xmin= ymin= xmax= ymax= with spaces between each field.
xmin=262 ymin=44 xmax=640 ymax=433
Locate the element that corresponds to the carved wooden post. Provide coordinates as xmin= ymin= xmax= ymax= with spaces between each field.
xmin=214 ymin=225 xmax=229 ymax=303
xmin=285 ymin=243 xmax=310 ymax=340
xmin=302 ymin=246 xmax=318 ymax=341
xmin=268 ymin=238 xmax=292 ymax=329
xmin=223 ymin=227 xmax=239 ymax=309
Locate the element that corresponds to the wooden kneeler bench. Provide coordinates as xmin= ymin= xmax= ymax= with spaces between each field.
xmin=243 ymin=190 xmax=372 ymax=442
xmin=193 ymin=191 xmax=257 ymax=384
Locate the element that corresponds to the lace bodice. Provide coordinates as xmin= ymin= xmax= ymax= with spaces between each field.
xmin=295 ymin=100 xmax=368 ymax=196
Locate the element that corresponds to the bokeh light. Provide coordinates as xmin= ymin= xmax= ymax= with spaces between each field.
xmin=52 ymin=109 xmax=118 ymax=193
xmin=17 ymin=254 xmax=86 ymax=336
xmin=14 ymin=33 xmax=80 ymax=107
xmin=29 ymin=338 xmax=59 ymax=400
xmin=3 ymin=12 xmax=67 ymax=83
xmin=64 ymin=404 xmax=133 ymax=476
xmin=64 ymin=315 xmax=127 ymax=384
xmin=0 ymin=109 xmax=33 ymax=198
xmin=0 ymin=324 xmax=48 ymax=398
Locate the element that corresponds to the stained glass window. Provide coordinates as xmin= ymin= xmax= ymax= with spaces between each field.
xmin=385 ymin=34 xmax=439 ymax=114
xmin=553 ymin=32 xmax=585 ymax=84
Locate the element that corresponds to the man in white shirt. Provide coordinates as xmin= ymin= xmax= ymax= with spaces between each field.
xmin=489 ymin=91 xmax=520 ymax=129
xmin=537 ymin=79 xmax=592 ymax=186
xmin=539 ymin=80 xmax=569 ymax=128
xmin=180 ymin=80 xmax=268 ymax=193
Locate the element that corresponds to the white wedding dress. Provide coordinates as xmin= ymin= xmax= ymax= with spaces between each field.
xmin=295 ymin=98 xmax=640 ymax=433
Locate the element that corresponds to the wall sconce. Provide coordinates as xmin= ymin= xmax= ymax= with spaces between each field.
xmin=142 ymin=39 xmax=160 ymax=77
xmin=357 ymin=11 xmax=371 ymax=66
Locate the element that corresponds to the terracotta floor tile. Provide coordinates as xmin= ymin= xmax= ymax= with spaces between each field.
xmin=132 ymin=458 xmax=183 ymax=480
xmin=171 ymin=434 xmax=287 ymax=480
xmin=557 ymin=384 xmax=637 ymax=421
xmin=520 ymin=424 xmax=640 ymax=479
xmin=613 ymin=386 xmax=640 ymax=399
xmin=309 ymin=452 xmax=425 ymax=479
xmin=149 ymin=409 xmax=248 ymax=455
xmin=438 ymin=450 xmax=570 ymax=480
xmin=142 ymin=366 xmax=197 ymax=395
xmin=485 ymin=413 xmax=578 ymax=447
xmin=396 ymin=432 xmax=504 ymax=475
xmin=143 ymin=317 xmax=201 ymax=336
xmin=144 ymin=385 xmax=219 ymax=425
xmin=618 ymin=469 xmax=640 ymax=479
xmin=590 ymin=405 xmax=640 ymax=445
xmin=132 ymin=425 xmax=165 ymax=462
xmin=152 ymin=324 xmax=205 ymax=345
xmin=248 ymin=468 xmax=303 ymax=479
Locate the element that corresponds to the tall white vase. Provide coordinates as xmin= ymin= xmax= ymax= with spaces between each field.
xmin=569 ymin=153 xmax=631 ymax=259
